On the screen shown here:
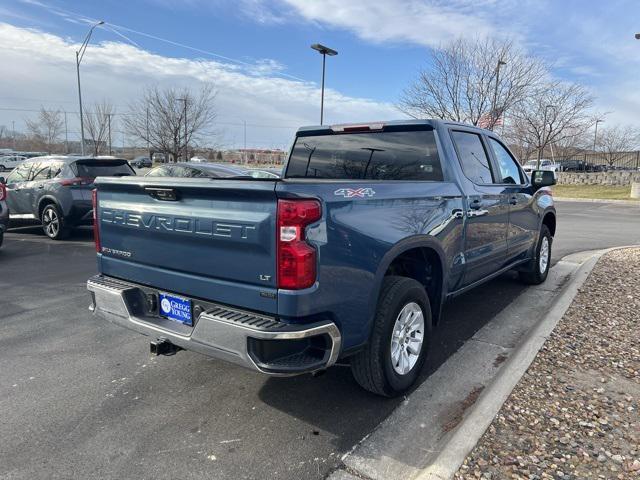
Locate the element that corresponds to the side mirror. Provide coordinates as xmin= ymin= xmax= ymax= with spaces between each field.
xmin=531 ymin=170 xmax=556 ymax=189
xmin=0 ymin=176 xmax=5 ymax=185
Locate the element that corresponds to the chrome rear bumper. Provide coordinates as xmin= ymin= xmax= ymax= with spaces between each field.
xmin=87 ymin=275 xmax=341 ymax=375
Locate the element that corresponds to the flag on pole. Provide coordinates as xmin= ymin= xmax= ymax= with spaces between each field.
xmin=477 ymin=111 xmax=504 ymax=129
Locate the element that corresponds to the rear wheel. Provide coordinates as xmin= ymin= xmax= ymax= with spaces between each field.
xmin=41 ymin=204 xmax=70 ymax=240
xmin=351 ymin=276 xmax=432 ymax=397
xmin=519 ymin=225 xmax=552 ymax=285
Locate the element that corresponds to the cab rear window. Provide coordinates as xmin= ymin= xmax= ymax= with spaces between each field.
xmin=285 ymin=129 xmax=443 ymax=181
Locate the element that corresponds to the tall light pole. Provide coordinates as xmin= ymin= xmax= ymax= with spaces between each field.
xmin=76 ymin=20 xmax=104 ymax=156
xmin=311 ymin=44 xmax=338 ymax=125
xmin=177 ymin=98 xmax=188 ymax=161
xmin=491 ymin=60 xmax=507 ymax=130
xmin=107 ymin=113 xmax=112 ymax=155
xmin=593 ymin=118 xmax=604 ymax=152
xmin=537 ymin=104 xmax=555 ymax=169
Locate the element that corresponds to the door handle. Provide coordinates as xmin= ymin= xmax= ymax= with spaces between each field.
xmin=509 ymin=196 xmax=517 ymax=205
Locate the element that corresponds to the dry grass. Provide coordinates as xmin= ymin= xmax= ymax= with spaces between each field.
xmin=552 ymin=184 xmax=638 ymax=200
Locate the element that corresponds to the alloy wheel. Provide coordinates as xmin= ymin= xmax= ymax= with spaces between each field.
xmin=390 ymin=302 xmax=425 ymax=375
xmin=43 ymin=207 xmax=60 ymax=238
xmin=539 ymin=236 xmax=550 ymax=274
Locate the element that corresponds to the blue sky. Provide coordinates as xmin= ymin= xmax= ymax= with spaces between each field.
xmin=0 ymin=0 xmax=638 ymax=149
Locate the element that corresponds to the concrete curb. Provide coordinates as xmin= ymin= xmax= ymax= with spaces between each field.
xmin=415 ymin=245 xmax=638 ymax=480
xmin=553 ymin=196 xmax=639 ymax=205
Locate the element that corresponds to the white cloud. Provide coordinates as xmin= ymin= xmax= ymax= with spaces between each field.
xmin=277 ymin=0 xmax=502 ymax=47
xmin=0 ymin=23 xmax=401 ymax=149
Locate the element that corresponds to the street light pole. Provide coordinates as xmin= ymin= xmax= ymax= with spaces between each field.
xmin=107 ymin=113 xmax=112 ymax=155
xmin=76 ymin=20 xmax=104 ymax=156
xmin=311 ymin=44 xmax=338 ymax=125
xmin=593 ymin=119 xmax=604 ymax=152
xmin=491 ymin=60 xmax=507 ymax=130
xmin=177 ymin=98 xmax=188 ymax=161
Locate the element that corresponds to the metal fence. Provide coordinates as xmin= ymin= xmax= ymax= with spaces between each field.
xmin=527 ymin=151 xmax=640 ymax=170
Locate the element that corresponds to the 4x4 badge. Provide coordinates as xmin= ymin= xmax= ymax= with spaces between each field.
xmin=334 ymin=188 xmax=375 ymax=198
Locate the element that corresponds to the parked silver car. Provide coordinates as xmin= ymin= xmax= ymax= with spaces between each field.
xmin=2 ymin=156 xmax=135 ymax=239
xmin=0 ymin=178 xmax=7 ymax=248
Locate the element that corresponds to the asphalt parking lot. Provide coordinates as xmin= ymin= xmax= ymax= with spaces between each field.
xmin=1 ymin=201 xmax=638 ymax=480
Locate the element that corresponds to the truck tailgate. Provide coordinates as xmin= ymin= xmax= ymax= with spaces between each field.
xmin=95 ymin=177 xmax=278 ymax=312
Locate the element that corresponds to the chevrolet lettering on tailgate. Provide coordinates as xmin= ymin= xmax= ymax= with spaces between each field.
xmin=101 ymin=208 xmax=257 ymax=240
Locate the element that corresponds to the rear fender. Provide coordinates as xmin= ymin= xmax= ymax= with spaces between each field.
xmin=363 ymin=236 xmax=448 ymax=345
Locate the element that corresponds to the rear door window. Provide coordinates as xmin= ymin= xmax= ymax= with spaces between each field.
xmin=450 ymin=131 xmax=495 ymax=184
xmin=72 ymin=160 xmax=134 ymax=178
xmin=31 ymin=162 xmax=52 ymax=181
xmin=286 ymin=129 xmax=443 ymax=180
xmin=488 ymin=138 xmax=524 ymax=184
xmin=49 ymin=161 xmax=65 ymax=178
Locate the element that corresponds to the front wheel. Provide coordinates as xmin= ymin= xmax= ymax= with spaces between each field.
xmin=519 ymin=225 xmax=552 ymax=285
xmin=350 ymin=276 xmax=432 ymax=397
xmin=41 ymin=204 xmax=70 ymax=240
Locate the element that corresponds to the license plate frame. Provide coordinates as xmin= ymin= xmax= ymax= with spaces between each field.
xmin=158 ymin=292 xmax=193 ymax=326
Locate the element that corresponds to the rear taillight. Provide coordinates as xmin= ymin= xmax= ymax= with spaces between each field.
xmin=92 ymin=189 xmax=100 ymax=253
xmin=277 ymin=199 xmax=322 ymax=290
xmin=59 ymin=177 xmax=94 ymax=186
xmin=0 ymin=184 xmax=6 ymax=201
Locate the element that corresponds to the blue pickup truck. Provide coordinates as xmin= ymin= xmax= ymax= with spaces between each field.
xmin=87 ymin=120 xmax=556 ymax=396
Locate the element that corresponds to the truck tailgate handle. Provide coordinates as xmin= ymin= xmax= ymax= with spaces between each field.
xmin=145 ymin=187 xmax=179 ymax=201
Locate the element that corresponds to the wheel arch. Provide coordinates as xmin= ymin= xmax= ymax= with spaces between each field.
xmin=541 ymin=209 xmax=556 ymax=237
xmin=37 ymin=196 xmax=61 ymax=219
xmin=365 ymin=236 xmax=448 ymax=342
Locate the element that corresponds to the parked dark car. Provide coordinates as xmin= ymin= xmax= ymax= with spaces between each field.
xmin=145 ymin=162 xmax=280 ymax=179
xmin=559 ymin=159 xmax=589 ymax=172
xmin=2 ymin=156 xmax=135 ymax=239
xmin=0 ymin=179 xmax=7 ymax=248
xmin=88 ymin=119 xmax=557 ymax=396
xmin=131 ymin=156 xmax=152 ymax=168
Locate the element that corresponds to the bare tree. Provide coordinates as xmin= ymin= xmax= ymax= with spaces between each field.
xmin=596 ymin=125 xmax=640 ymax=167
xmin=504 ymin=81 xmax=595 ymax=165
xmin=84 ymin=100 xmax=115 ymax=156
xmin=123 ymin=84 xmax=217 ymax=162
xmin=25 ymin=107 xmax=64 ymax=153
xmin=398 ymin=37 xmax=546 ymax=129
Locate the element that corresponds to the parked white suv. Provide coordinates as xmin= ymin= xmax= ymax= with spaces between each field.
xmin=522 ymin=159 xmax=559 ymax=178
xmin=0 ymin=155 xmax=27 ymax=172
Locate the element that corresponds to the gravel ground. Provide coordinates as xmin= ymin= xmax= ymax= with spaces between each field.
xmin=455 ymin=248 xmax=640 ymax=480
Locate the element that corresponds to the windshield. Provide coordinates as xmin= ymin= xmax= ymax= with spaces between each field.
xmin=72 ymin=160 xmax=134 ymax=178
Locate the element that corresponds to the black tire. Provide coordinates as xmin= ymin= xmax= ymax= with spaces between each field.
xmin=351 ymin=276 xmax=432 ymax=397
xmin=41 ymin=204 xmax=70 ymax=240
xmin=0 ymin=232 xmax=3 ymax=248
xmin=519 ymin=225 xmax=552 ymax=285
xmin=0 ymin=165 xmax=5 ymax=172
